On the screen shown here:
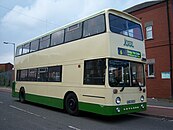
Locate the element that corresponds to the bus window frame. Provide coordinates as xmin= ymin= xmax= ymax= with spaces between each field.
xmin=109 ymin=13 xmax=143 ymax=41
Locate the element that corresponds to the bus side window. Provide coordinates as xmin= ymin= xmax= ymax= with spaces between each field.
xmin=23 ymin=43 xmax=30 ymax=54
xmin=39 ymin=35 xmax=50 ymax=50
xmin=65 ymin=23 xmax=82 ymax=42
xmin=37 ymin=67 xmax=48 ymax=82
xmin=48 ymin=66 xmax=62 ymax=82
xmin=20 ymin=69 xmax=28 ymax=81
xmin=51 ymin=30 xmax=64 ymax=46
xmin=28 ymin=68 xmax=37 ymax=81
xmin=16 ymin=70 xmax=21 ymax=81
xmin=84 ymin=58 xmax=106 ymax=85
xmin=16 ymin=46 xmax=23 ymax=56
xmin=30 ymin=39 xmax=39 ymax=52
xmin=83 ymin=15 xmax=106 ymax=37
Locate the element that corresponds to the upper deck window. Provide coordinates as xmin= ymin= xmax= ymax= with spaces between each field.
xmin=83 ymin=15 xmax=105 ymax=37
xmin=30 ymin=39 xmax=39 ymax=52
xmin=40 ymin=35 xmax=50 ymax=49
xmin=65 ymin=23 xmax=82 ymax=42
xmin=23 ymin=43 xmax=30 ymax=54
xmin=109 ymin=14 xmax=143 ymax=41
xmin=16 ymin=46 xmax=23 ymax=56
xmin=51 ymin=30 xmax=64 ymax=46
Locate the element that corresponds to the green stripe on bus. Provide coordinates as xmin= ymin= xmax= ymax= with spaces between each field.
xmin=26 ymin=93 xmax=64 ymax=109
xmin=79 ymin=102 xmax=146 ymax=116
xmin=13 ymin=91 xmax=146 ymax=116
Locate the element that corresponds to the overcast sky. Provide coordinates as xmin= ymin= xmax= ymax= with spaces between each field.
xmin=0 ymin=0 xmax=154 ymax=64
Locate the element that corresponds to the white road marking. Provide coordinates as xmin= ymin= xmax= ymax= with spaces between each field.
xmin=68 ymin=125 xmax=80 ymax=130
xmin=0 ymin=101 xmax=3 ymax=104
xmin=148 ymin=105 xmax=173 ymax=110
xmin=9 ymin=105 xmax=46 ymax=119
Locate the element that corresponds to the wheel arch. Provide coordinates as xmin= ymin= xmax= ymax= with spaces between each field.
xmin=19 ymin=86 xmax=25 ymax=94
xmin=19 ymin=86 xmax=26 ymax=102
xmin=63 ymin=91 xmax=78 ymax=109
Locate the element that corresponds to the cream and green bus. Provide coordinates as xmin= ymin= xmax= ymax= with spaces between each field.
xmin=12 ymin=9 xmax=146 ymax=116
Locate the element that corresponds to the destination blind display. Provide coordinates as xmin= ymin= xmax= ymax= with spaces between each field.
xmin=118 ymin=47 xmax=141 ymax=58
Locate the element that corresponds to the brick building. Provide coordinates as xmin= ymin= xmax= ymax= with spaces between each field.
xmin=0 ymin=63 xmax=13 ymax=72
xmin=125 ymin=0 xmax=173 ymax=99
xmin=0 ymin=63 xmax=14 ymax=86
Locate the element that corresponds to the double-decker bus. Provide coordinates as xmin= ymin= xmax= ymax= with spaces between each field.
xmin=12 ymin=9 xmax=146 ymax=116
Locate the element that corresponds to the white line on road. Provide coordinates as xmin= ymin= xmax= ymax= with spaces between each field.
xmin=68 ymin=125 xmax=80 ymax=130
xmin=148 ymin=105 xmax=173 ymax=110
xmin=9 ymin=105 xmax=46 ymax=119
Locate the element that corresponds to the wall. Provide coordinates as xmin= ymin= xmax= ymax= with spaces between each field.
xmin=130 ymin=1 xmax=172 ymax=98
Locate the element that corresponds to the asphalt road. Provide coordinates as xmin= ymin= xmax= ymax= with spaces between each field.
xmin=0 ymin=90 xmax=173 ymax=130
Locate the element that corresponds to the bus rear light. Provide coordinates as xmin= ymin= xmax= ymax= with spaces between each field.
xmin=113 ymin=89 xmax=118 ymax=94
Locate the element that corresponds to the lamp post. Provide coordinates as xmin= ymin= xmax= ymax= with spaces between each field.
xmin=3 ymin=42 xmax=16 ymax=84
xmin=3 ymin=42 xmax=16 ymax=62
xmin=3 ymin=42 xmax=16 ymax=65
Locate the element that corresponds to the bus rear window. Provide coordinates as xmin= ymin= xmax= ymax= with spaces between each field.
xmin=109 ymin=14 xmax=143 ymax=41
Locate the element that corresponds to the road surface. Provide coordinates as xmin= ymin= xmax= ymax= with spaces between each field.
xmin=0 ymin=90 xmax=173 ymax=130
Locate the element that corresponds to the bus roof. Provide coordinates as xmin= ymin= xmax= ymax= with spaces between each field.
xmin=17 ymin=8 xmax=141 ymax=47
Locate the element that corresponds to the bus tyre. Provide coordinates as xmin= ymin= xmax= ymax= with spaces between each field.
xmin=19 ymin=87 xmax=25 ymax=103
xmin=65 ymin=93 xmax=79 ymax=116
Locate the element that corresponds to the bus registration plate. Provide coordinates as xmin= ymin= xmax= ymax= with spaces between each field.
xmin=127 ymin=100 xmax=136 ymax=104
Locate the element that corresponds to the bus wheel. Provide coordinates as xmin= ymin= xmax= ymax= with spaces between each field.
xmin=19 ymin=87 xmax=25 ymax=103
xmin=65 ymin=93 xmax=79 ymax=116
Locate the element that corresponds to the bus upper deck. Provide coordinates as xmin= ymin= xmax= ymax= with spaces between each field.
xmin=15 ymin=9 xmax=145 ymax=64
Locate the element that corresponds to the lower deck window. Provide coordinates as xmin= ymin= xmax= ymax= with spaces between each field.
xmin=48 ymin=66 xmax=62 ymax=82
xmin=84 ymin=58 xmax=106 ymax=85
xmin=16 ymin=65 xmax=62 ymax=82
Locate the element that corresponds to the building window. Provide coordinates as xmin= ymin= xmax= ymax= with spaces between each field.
xmin=148 ymin=64 xmax=154 ymax=77
xmin=84 ymin=58 xmax=106 ymax=85
xmin=146 ymin=26 xmax=153 ymax=39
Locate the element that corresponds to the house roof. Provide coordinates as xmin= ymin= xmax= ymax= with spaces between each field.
xmin=124 ymin=0 xmax=165 ymax=13
xmin=0 ymin=63 xmax=13 ymax=66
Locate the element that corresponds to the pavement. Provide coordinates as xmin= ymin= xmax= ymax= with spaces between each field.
xmin=0 ymin=86 xmax=173 ymax=119
xmin=139 ymin=98 xmax=173 ymax=119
